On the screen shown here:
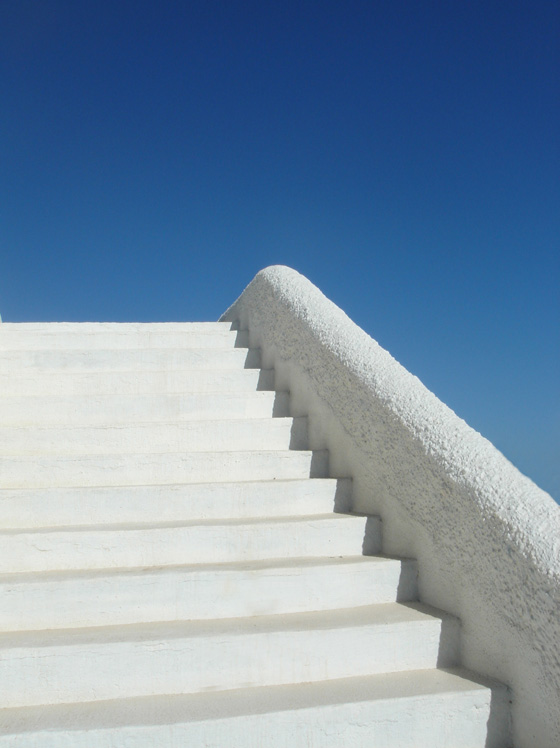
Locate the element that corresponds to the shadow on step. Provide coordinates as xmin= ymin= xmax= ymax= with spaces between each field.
xmin=241 ymin=349 xmax=261 ymax=368
xmin=331 ymin=478 xmax=353 ymax=512
xmin=395 ymin=559 xmax=419 ymax=602
xmin=361 ymin=516 xmax=382 ymax=556
xmin=273 ymin=391 xmax=291 ymax=417
xmin=257 ymin=369 xmax=275 ymax=391
xmin=309 ymin=450 xmax=329 ymax=478
xmin=484 ymin=678 xmax=512 ymax=748
xmin=233 ymin=330 xmax=250 ymax=348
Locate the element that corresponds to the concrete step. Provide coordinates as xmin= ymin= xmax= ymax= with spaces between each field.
xmin=0 ymin=449 xmax=329 ymax=489
xmin=0 ymin=555 xmax=417 ymax=631
xmin=0 ymin=347 xmax=260 ymax=371
xmin=0 ymin=513 xmax=378 ymax=573
xmin=0 ymin=603 xmax=459 ymax=708
xmin=0 ymin=323 xmax=247 ymax=350
xmin=0 ymin=669 xmax=509 ymax=748
xmin=0 ymin=478 xmax=351 ymax=529
xmin=0 ymin=417 xmax=307 ymax=455
xmin=0 ymin=391 xmax=288 ymax=425
xmin=0 ymin=367 xmax=275 ymax=396
xmin=0 ymin=322 xmax=233 ymax=333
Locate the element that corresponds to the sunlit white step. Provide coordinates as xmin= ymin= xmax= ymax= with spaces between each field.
xmin=0 ymin=347 xmax=260 ymax=372
xmin=0 ymin=449 xmax=328 ymax=489
xmin=0 ymin=322 xmax=232 ymax=333
xmin=0 ymin=513 xmax=376 ymax=573
xmin=0 ymin=391 xmax=288 ymax=425
xmin=0 ymin=322 xmax=245 ymax=350
xmin=0 ymin=478 xmax=350 ymax=529
xmin=0 ymin=669 xmax=508 ymax=748
xmin=0 ymin=555 xmax=416 ymax=631
xmin=0 ymin=603 xmax=458 ymax=708
xmin=0 ymin=368 xmax=274 ymax=396
xmin=0 ymin=417 xmax=306 ymax=455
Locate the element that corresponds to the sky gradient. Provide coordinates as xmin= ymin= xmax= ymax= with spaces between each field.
xmin=1 ymin=1 xmax=558 ymax=499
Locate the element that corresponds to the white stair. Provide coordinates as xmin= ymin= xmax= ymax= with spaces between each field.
xmin=0 ymin=321 xmax=509 ymax=747
xmin=0 ymin=390 xmax=290 ymax=424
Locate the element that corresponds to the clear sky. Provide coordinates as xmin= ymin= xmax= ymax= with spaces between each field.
xmin=1 ymin=1 xmax=558 ymax=500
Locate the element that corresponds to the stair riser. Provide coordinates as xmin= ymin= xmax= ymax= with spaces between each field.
xmin=0 ymin=479 xmax=350 ymax=529
xmin=0 ymin=348 xmax=260 ymax=371
xmin=0 ymin=516 xmax=375 ymax=573
xmin=0 ymin=619 xmax=448 ymax=707
xmin=0 ymin=558 xmax=412 ymax=631
xmin=0 ymin=369 xmax=275 ymax=396
xmin=0 ymin=330 xmax=248 ymax=350
xmin=0 ymin=690 xmax=503 ymax=748
xmin=0 ymin=418 xmax=307 ymax=455
xmin=0 ymin=450 xmax=328 ymax=489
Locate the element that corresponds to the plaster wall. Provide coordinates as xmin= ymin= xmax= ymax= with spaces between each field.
xmin=222 ymin=265 xmax=560 ymax=748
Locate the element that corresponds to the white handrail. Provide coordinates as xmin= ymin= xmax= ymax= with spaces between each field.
xmin=222 ymin=265 xmax=560 ymax=748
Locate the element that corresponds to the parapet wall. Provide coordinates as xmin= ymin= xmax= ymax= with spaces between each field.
xmin=222 ymin=265 xmax=560 ymax=748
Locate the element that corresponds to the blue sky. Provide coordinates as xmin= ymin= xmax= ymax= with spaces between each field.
xmin=1 ymin=0 xmax=558 ymax=499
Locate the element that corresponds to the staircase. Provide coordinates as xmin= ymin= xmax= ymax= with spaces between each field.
xmin=0 ymin=322 xmax=509 ymax=747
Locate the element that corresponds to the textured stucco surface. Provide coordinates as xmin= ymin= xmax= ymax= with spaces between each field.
xmin=222 ymin=265 xmax=560 ymax=748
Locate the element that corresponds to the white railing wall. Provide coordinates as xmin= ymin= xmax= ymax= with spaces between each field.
xmin=222 ymin=265 xmax=560 ymax=748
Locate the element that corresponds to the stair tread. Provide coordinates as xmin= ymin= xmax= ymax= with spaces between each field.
xmin=0 ymin=417 xmax=305 ymax=455
xmin=0 ymin=602 xmax=451 ymax=649
xmin=0 ymin=364 xmax=265 ymax=372
xmin=0 ymin=508 xmax=374 ymax=573
xmin=0 ymin=322 xmax=233 ymax=330
xmin=0 ymin=553 xmax=393 ymax=584
xmin=0 ymin=478 xmax=351 ymax=528
xmin=0 ymin=554 xmax=417 ymax=633
xmin=0 ymin=667 xmax=501 ymax=735
xmin=0 ymin=450 xmax=330 ymax=489
xmin=0 ymin=416 xmax=298 ymax=434
xmin=0 ymin=391 xmax=281 ymax=403
xmin=0 ymin=368 xmax=276 ymax=396
xmin=0 ymin=448 xmax=321 ymax=459
xmin=0 ymin=348 xmax=262 ymax=374
xmin=0 ymin=476 xmax=343 ymax=494
xmin=0 ymin=326 xmax=246 ymax=352
xmin=0 ymin=347 xmax=254 ymax=358
xmin=0 ymin=391 xmax=279 ymax=403
xmin=0 ymin=511 xmax=368 ymax=535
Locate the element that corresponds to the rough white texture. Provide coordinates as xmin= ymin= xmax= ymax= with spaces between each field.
xmin=222 ymin=265 xmax=560 ymax=748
